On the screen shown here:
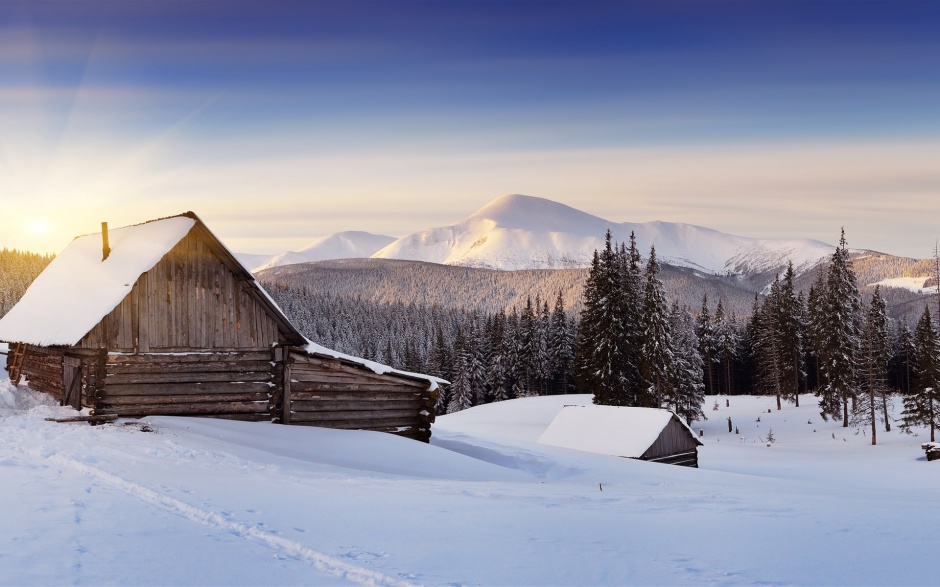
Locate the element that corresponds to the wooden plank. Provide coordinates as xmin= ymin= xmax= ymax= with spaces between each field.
xmin=289 ymin=358 xmax=429 ymax=388
xmin=282 ymin=355 xmax=291 ymax=425
xmin=103 ymin=381 xmax=273 ymax=396
xmin=289 ymin=399 xmax=419 ymax=412
xmin=106 ymin=351 xmax=272 ymax=364
xmin=101 ymin=392 xmax=270 ymax=405
xmin=113 ymin=402 xmax=270 ymax=416
xmin=288 ymin=380 xmax=421 ymax=393
xmin=105 ymin=371 xmax=273 ymax=385
xmin=287 ymin=409 xmax=418 ymax=421
xmin=288 ymin=391 xmax=421 ymax=402
xmin=287 ymin=415 xmax=417 ymax=428
xmin=107 ymin=360 xmax=273 ymax=374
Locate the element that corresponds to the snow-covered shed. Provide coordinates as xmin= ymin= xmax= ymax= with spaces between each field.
xmin=0 ymin=212 xmax=441 ymax=441
xmin=537 ymin=405 xmax=702 ymax=467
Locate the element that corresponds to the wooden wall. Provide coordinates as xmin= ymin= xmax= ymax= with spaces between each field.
xmin=79 ymin=230 xmax=285 ymax=352
xmin=285 ymin=351 xmax=437 ymax=442
xmin=97 ymin=351 xmax=275 ymax=420
xmin=640 ymin=417 xmax=701 ymax=467
xmin=14 ymin=345 xmax=64 ymax=400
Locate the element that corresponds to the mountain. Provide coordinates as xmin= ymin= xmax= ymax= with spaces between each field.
xmin=371 ymin=194 xmax=834 ymax=275
xmin=236 ymin=231 xmax=395 ymax=272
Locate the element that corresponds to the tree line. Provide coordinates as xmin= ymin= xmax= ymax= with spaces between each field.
xmin=0 ymin=249 xmax=55 ymax=318
xmin=261 ymin=232 xmax=940 ymax=440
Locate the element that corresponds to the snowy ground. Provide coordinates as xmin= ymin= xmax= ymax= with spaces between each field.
xmin=1 ymin=379 xmax=937 ymax=586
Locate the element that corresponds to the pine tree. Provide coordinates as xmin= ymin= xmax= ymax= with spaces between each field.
xmin=696 ymin=294 xmax=718 ymax=396
xmin=901 ymin=307 xmax=940 ymax=441
xmin=548 ymin=291 xmax=574 ymax=395
xmin=816 ymin=230 xmax=861 ymax=426
xmin=639 ymin=246 xmax=673 ymax=408
xmin=668 ymin=301 xmax=706 ymax=425
xmin=854 ymin=286 xmax=892 ymax=444
xmin=447 ymin=327 xmax=473 ymax=413
xmin=714 ymin=299 xmax=739 ymax=396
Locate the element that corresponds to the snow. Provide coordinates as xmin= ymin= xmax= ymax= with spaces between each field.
xmin=1 ymin=385 xmax=938 ymax=585
xmin=237 ymin=232 xmax=395 ymax=272
xmin=302 ymin=340 xmax=448 ymax=389
xmin=370 ymin=194 xmax=834 ymax=274
xmin=870 ymin=276 xmax=934 ymax=294
xmin=537 ymin=405 xmax=687 ymax=458
xmin=0 ymin=216 xmax=195 ymax=346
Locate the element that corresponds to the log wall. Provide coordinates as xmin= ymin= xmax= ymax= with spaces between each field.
xmin=286 ymin=351 xmax=437 ymax=442
xmin=16 ymin=345 xmax=65 ymax=400
xmin=79 ymin=230 xmax=286 ymax=352
xmin=97 ymin=351 xmax=276 ymax=420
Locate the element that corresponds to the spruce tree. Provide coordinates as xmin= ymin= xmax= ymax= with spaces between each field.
xmin=668 ymin=301 xmax=706 ymax=424
xmin=696 ymin=294 xmax=718 ymax=396
xmin=816 ymin=230 xmax=861 ymax=426
xmin=639 ymin=246 xmax=674 ymax=408
xmin=901 ymin=307 xmax=940 ymax=441
xmin=854 ymin=286 xmax=892 ymax=444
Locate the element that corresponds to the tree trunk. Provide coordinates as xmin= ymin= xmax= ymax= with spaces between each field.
xmin=870 ymin=388 xmax=877 ymax=446
xmin=843 ymin=396 xmax=849 ymax=428
xmin=881 ymin=391 xmax=891 ymax=432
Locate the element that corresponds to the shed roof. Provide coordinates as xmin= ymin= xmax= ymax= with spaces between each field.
xmin=537 ymin=405 xmax=700 ymax=458
xmin=0 ymin=212 xmax=308 ymax=347
xmin=0 ymin=216 xmax=196 ymax=346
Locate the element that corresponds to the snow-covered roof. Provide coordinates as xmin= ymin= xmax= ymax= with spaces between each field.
xmin=537 ymin=405 xmax=695 ymax=458
xmin=0 ymin=216 xmax=196 ymax=346
xmin=302 ymin=339 xmax=448 ymax=390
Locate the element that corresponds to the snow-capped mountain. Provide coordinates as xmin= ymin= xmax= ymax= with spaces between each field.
xmin=371 ymin=194 xmax=834 ymax=275
xmin=236 ymin=231 xmax=395 ymax=272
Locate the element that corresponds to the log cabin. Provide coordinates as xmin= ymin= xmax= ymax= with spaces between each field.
xmin=0 ymin=212 xmax=442 ymax=441
xmin=537 ymin=405 xmax=703 ymax=467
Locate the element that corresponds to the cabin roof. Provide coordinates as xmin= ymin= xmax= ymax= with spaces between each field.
xmin=0 ymin=212 xmax=306 ymax=347
xmin=536 ymin=405 xmax=701 ymax=458
xmin=301 ymin=340 xmax=449 ymax=390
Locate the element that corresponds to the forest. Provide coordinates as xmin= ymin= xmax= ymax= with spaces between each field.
xmin=264 ymin=231 xmax=940 ymax=444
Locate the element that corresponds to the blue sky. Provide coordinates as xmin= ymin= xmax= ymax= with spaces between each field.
xmin=1 ymin=1 xmax=939 ymax=257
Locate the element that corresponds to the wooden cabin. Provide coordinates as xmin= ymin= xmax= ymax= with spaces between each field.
xmin=0 ymin=213 xmax=441 ymax=441
xmin=537 ymin=405 xmax=702 ymax=467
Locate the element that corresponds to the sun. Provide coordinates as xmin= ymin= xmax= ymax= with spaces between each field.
xmin=26 ymin=220 xmax=53 ymax=236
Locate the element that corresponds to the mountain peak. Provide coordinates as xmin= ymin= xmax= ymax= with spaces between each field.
xmin=467 ymin=194 xmax=610 ymax=233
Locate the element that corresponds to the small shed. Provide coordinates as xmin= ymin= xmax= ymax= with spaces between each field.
xmin=537 ymin=405 xmax=702 ymax=467
xmin=0 ymin=212 xmax=442 ymax=441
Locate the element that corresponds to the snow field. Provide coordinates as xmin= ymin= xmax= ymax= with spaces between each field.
xmin=1 ymin=382 xmax=938 ymax=586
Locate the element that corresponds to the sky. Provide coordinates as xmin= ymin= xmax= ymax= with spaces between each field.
xmin=1 ymin=0 xmax=939 ymax=257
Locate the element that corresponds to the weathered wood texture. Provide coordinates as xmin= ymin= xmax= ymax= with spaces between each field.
xmin=17 ymin=345 xmax=65 ymax=400
xmin=97 ymin=351 xmax=275 ymax=420
xmin=78 ymin=229 xmax=288 ymax=352
xmin=286 ymin=351 xmax=437 ymax=442
xmin=639 ymin=416 xmax=701 ymax=467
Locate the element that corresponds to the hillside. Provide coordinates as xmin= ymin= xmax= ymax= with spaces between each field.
xmin=256 ymin=257 xmax=762 ymax=317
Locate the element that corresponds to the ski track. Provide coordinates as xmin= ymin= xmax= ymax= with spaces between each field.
xmin=9 ymin=436 xmax=423 ymax=587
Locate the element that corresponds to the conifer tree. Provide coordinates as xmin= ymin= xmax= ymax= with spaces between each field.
xmin=816 ymin=230 xmax=861 ymax=426
xmin=901 ymin=307 xmax=940 ymax=441
xmin=714 ymin=300 xmax=739 ymax=396
xmin=668 ymin=301 xmax=706 ymax=424
xmin=639 ymin=246 xmax=673 ymax=408
xmin=548 ymin=291 xmax=574 ymax=395
xmin=854 ymin=286 xmax=892 ymax=444
xmin=696 ymin=294 xmax=718 ymax=396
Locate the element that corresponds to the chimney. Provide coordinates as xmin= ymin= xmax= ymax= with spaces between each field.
xmin=102 ymin=222 xmax=110 ymax=261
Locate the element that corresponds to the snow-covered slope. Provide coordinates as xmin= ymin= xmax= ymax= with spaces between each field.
xmin=239 ymin=231 xmax=395 ymax=272
xmin=2 ymin=380 xmax=938 ymax=585
xmin=371 ymin=194 xmax=833 ymax=274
